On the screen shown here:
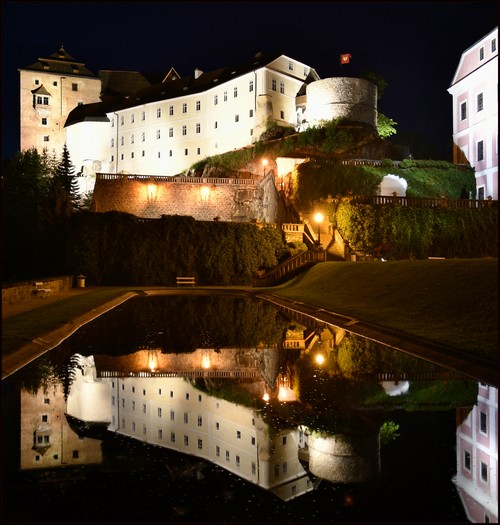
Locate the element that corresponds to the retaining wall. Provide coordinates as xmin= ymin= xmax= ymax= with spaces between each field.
xmin=2 ymin=275 xmax=74 ymax=305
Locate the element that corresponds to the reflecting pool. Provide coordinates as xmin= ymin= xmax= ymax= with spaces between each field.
xmin=1 ymin=294 xmax=497 ymax=523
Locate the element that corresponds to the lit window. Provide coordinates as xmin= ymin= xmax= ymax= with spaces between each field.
xmin=477 ymin=93 xmax=483 ymax=112
xmin=460 ymin=102 xmax=467 ymax=120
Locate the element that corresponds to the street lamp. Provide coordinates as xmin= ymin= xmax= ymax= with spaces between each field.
xmin=262 ymin=158 xmax=268 ymax=177
xmin=314 ymin=212 xmax=324 ymax=246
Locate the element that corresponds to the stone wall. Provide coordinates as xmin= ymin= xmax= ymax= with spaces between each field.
xmin=2 ymin=275 xmax=74 ymax=305
xmin=91 ymin=173 xmax=281 ymax=223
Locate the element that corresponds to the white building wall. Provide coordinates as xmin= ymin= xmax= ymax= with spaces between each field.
xmin=448 ymin=27 xmax=498 ymax=199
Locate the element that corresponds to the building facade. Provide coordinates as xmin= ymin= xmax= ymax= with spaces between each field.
xmin=448 ymin=27 xmax=498 ymax=199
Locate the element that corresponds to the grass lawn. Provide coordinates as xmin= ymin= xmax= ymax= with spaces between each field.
xmin=270 ymin=258 xmax=499 ymax=360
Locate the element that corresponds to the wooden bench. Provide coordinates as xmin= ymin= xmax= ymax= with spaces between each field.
xmin=176 ymin=276 xmax=195 ymax=287
xmin=34 ymin=282 xmax=53 ymax=298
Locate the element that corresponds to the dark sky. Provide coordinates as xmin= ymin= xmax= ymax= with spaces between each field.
xmin=1 ymin=0 xmax=498 ymax=161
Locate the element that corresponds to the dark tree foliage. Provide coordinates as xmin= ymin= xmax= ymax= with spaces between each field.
xmin=54 ymin=143 xmax=80 ymax=209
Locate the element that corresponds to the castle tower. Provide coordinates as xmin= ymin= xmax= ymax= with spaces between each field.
xmin=18 ymin=46 xmax=102 ymax=159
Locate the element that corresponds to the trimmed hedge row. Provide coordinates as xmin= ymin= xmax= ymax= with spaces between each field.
xmin=67 ymin=211 xmax=288 ymax=286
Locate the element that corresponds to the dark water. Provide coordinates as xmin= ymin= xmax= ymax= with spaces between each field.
xmin=1 ymin=294 xmax=493 ymax=523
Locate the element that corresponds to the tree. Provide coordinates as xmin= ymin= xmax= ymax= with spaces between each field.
xmin=54 ymin=144 xmax=80 ymax=209
xmin=377 ymin=112 xmax=398 ymax=139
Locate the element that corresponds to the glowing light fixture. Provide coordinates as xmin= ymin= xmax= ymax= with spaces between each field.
xmin=200 ymin=186 xmax=210 ymax=202
xmin=147 ymin=350 xmax=160 ymax=372
xmin=262 ymin=158 xmax=268 ymax=176
xmin=314 ymin=212 xmax=324 ymax=246
xmin=315 ymin=353 xmax=325 ymax=365
xmin=263 ymin=392 xmax=270 ymax=402
xmin=201 ymin=355 xmax=211 ymax=369
xmin=147 ymin=183 xmax=157 ymax=202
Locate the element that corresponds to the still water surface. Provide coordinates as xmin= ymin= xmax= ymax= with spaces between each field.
xmin=1 ymin=294 xmax=497 ymax=523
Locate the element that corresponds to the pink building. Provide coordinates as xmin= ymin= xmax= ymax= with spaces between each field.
xmin=448 ymin=27 xmax=498 ymax=200
xmin=453 ymin=384 xmax=498 ymax=523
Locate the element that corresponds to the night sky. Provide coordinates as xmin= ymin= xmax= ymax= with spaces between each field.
xmin=1 ymin=0 xmax=498 ymax=161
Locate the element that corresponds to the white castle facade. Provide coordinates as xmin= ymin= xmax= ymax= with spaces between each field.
xmin=19 ymin=48 xmax=377 ymax=195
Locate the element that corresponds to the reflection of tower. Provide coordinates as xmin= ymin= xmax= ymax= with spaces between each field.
xmin=453 ymin=385 xmax=498 ymax=523
xmin=20 ymin=383 xmax=103 ymax=470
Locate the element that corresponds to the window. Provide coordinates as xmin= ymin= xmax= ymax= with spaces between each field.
xmin=249 ymin=109 xmax=253 ymax=118
xmin=182 ymin=125 xmax=187 ymax=136
xmin=158 ymin=429 xmax=163 ymax=440
xmin=214 ymin=94 xmax=218 ymax=105
xmin=72 ymin=83 xmax=78 ymax=91
xmin=480 ymin=411 xmax=487 ymax=433
xmin=272 ymin=79 xmax=277 ymax=91
xmin=169 ymin=127 xmax=173 ymax=137
xmin=170 ymin=391 xmax=174 ymax=398
xmin=274 ymin=464 xmax=279 ymax=478
xmin=477 ymin=140 xmax=484 ymax=161
xmin=43 ymin=135 xmax=49 ymax=142
xmin=282 ymin=436 xmax=287 ymax=445
xmin=121 ymin=136 xmax=124 ymax=146
xmin=460 ymin=102 xmax=467 ymax=120
xmin=131 ymin=134 xmax=134 ymax=144
xmin=185 ymin=148 xmax=188 ymax=155
xmin=142 ymin=404 xmax=146 ymax=414
xmin=280 ymin=110 xmax=285 ymax=119
xmin=198 ymin=439 xmax=203 ymax=450
xmin=157 ymin=130 xmax=161 ymax=139
xmin=184 ymin=413 xmax=188 ymax=424
xmin=225 ymin=451 xmax=230 ymax=461
xmin=224 ymin=91 xmax=227 ymax=101
xmin=169 ymin=105 xmax=174 ymax=116
xmin=280 ymin=82 xmax=285 ymax=94
xmin=288 ymin=61 xmax=293 ymax=71
xmin=492 ymin=38 xmax=496 ymax=52
xmin=198 ymin=395 xmax=202 ymax=402
xmin=41 ymin=118 xmax=47 ymax=125
xmin=131 ymin=114 xmax=135 ymax=123
xmin=132 ymin=401 xmax=135 ymax=411
xmin=236 ymin=431 xmax=241 ymax=439
xmin=196 ymin=100 xmax=201 ymax=111
xmin=252 ymin=462 xmax=256 ymax=475
xmin=170 ymin=432 xmax=176 ymax=443
xmin=157 ymin=108 xmax=161 ymax=118
xmin=121 ymin=154 xmax=124 ymax=160
xmin=236 ymin=455 xmax=240 ymax=467
xmin=235 ymin=115 xmax=239 ymax=122
xmin=198 ymin=416 xmax=203 ymax=426
xmin=479 ymin=47 xmax=485 ymax=60
xmin=158 ymin=407 xmax=162 ymax=418
xmin=35 ymin=79 xmax=40 ymax=85
xmin=142 ymin=111 xmax=145 ymax=121
xmin=158 ymin=389 xmax=162 ymax=395
xmin=111 ymin=118 xmax=114 ymax=128
xmin=182 ymin=103 xmax=187 ymax=113
xmin=158 ymin=151 xmax=161 ymax=158
xmin=141 ymin=132 xmax=145 ymax=142
xmin=169 ymin=150 xmax=172 ymax=157
xmin=72 ymin=450 xmax=79 ymax=459
xmin=464 ymin=451 xmax=471 ymax=470
xmin=216 ymin=422 xmax=220 ymax=430
xmin=196 ymin=123 xmax=201 ymax=133
xmin=481 ymin=461 xmax=488 ymax=482
xmin=214 ymin=121 xmax=218 ymax=129
xmin=142 ymin=150 xmax=145 ymax=157
xmin=477 ymin=93 xmax=483 ymax=112
xmin=184 ymin=436 xmax=189 ymax=446
xmin=249 ymin=80 xmax=254 ymax=92
xmin=283 ymin=462 xmax=288 ymax=474
xmin=251 ymin=437 xmax=256 ymax=445
xmin=234 ymin=87 xmax=238 ymax=98
xmin=170 ymin=410 xmax=175 ymax=421
xmin=197 ymin=147 xmax=201 ymax=155
xmin=216 ymin=446 xmax=220 ymax=457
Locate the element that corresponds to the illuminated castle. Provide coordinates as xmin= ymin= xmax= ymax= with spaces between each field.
xmin=19 ymin=48 xmax=378 ymax=195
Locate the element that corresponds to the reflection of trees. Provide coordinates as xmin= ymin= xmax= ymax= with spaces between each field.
xmin=61 ymin=295 xmax=289 ymax=356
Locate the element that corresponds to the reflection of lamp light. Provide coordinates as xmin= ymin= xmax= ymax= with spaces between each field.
xmin=200 ymin=186 xmax=210 ymax=202
xmin=147 ymin=350 xmax=160 ymax=372
xmin=314 ymin=212 xmax=324 ymax=246
xmin=262 ymin=158 xmax=268 ymax=176
xmin=147 ymin=183 xmax=157 ymax=202
xmin=315 ymin=353 xmax=325 ymax=365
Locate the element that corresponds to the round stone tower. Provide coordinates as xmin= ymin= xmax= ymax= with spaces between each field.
xmin=305 ymin=77 xmax=377 ymax=129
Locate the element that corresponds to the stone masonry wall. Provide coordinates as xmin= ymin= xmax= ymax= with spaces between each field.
xmin=91 ymin=174 xmax=281 ymax=223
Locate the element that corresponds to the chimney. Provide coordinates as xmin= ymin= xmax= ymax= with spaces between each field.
xmin=194 ymin=67 xmax=203 ymax=79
